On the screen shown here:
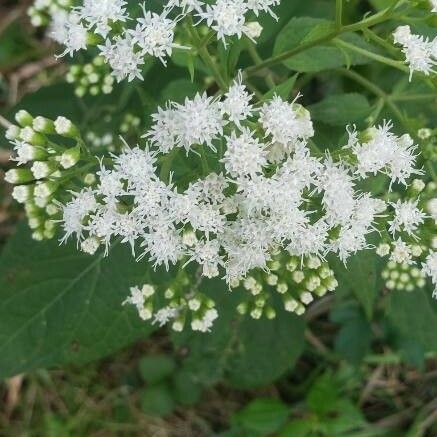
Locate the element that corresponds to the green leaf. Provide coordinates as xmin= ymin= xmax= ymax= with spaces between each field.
xmin=331 ymin=303 xmax=372 ymax=365
xmin=387 ymin=289 xmax=437 ymax=352
xmin=307 ymin=372 xmax=339 ymax=416
xmin=0 ymin=223 xmax=155 ymax=379
xmin=273 ymin=17 xmax=377 ymax=72
xmin=263 ymin=74 xmax=298 ymax=101
xmin=232 ymin=398 xmax=290 ymax=435
xmin=309 ymin=93 xmax=371 ymax=126
xmin=331 ymin=249 xmax=381 ymax=320
xmin=138 ymin=355 xmax=176 ymax=384
xmin=141 ymin=384 xmax=175 ymax=417
xmin=173 ymin=280 xmax=305 ymax=388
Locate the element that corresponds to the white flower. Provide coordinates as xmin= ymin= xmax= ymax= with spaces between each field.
xmin=141 ymin=225 xmax=184 ymax=270
xmin=431 ymin=0 xmax=437 ymax=12
xmin=188 ymin=238 xmax=222 ymax=278
xmin=11 ymin=141 xmax=41 ymax=165
xmin=58 ymin=188 xmax=98 ymax=243
xmin=98 ymin=35 xmax=144 ymax=82
xmin=259 ymin=95 xmax=314 ymax=147
xmin=222 ymin=128 xmax=267 ymax=177
xmin=220 ymin=72 xmax=253 ymax=127
xmin=199 ymin=0 xmax=249 ymax=45
xmin=129 ymin=8 xmax=180 ymax=65
xmin=57 ymin=13 xmax=88 ymax=57
xmin=76 ymin=0 xmax=128 ymax=37
xmin=422 ymin=251 xmax=437 ymax=296
xmin=153 ymin=306 xmax=179 ymax=327
xmin=318 ymin=159 xmax=356 ymax=226
xmin=393 ymin=25 xmax=436 ymax=80
xmin=388 ymin=200 xmax=426 ymax=237
xmin=246 ymin=0 xmax=280 ymax=18
xmin=166 ymin=0 xmax=204 ymax=13
xmin=390 ymin=239 xmax=412 ymax=264
xmin=346 ymin=122 xmax=419 ymax=186
xmin=173 ymin=93 xmax=224 ymax=152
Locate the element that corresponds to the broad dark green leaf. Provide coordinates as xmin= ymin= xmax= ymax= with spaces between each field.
xmin=274 ymin=17 xmax=377 ymax=72
xmin=0 ymin=223 xmax=155 ymax=379
xmin=309 ymin=93 xmax=371 ymax=126
xmin=387 ymin=289 xmax=437 ymax=352
xmin=173 ymin=281 xmax=305 ymax=388
xmin=331 ymin=249 xmax=381 ymax=319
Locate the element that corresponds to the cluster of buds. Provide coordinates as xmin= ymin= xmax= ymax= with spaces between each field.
xmin=66 ymin=56 xmax=114 ymax=97
xmin=5 ymin=110 xmax=83 ymax=240
xmin=234 ymin=254 xmax=338 ymax=319
xmin=119 ymin=113 xmax=141 ymax=135
xmin=382 ymin=260 xmax=427 ymax=292
xmin=123 ymin=281 xmax=218 ymax=333
xmin=27 ymin=0 xmax=72 ymax=28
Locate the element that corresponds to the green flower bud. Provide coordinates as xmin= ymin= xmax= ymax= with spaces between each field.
xmin=31 ymin=161 xmax=58 ymax=179
xmin=237 ymin=302 xmax=248 ymax=314
xmin=265 ymin=306 xmax=276 ymax=320
xmin=60 ymin=145 xmax=81 ymax=169
xmin=276 ymin=282 xmax=288 ymax=294
xmin=54 ymin=116 xmax=79 ymax=138
xmin=292 ymin=270 xmax=305 ymax=284
xmin=33 ymin=116 xmax=55 ymax=134
xmin=34 ymin=181 xmax=58 ymax=198
xmin=5 ymin=168 xmax=34 ymax=184
xmin=20 ymin=126 xmax=46 ymax=146
xmin=15 ymin=110 xmax=33 ymax=127
xmin=250 ymin=307 xmax=263 ymax=319
xmin=284 ymin=296 xmax=298 ymax=312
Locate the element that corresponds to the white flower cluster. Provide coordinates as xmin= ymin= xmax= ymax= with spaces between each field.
xmin=123 ymin=283 xmax=218 ymax=332
xmin=44 ymin=0 xmax=279 ymax=82
xmin=53 ymin=77 xmax=426 ymax=290
xmin=393 ymin=25 xmax=437 ymax=80
xmin=346 ymin=121 xmax=421 ymax=186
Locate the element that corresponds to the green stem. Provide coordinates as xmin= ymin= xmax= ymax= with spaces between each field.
xmin=334 ymin=38 xmax=409 ymax=74
xmin=338 ymin=68 xmax=406 ymax=125
xmin=246 ymin=41 xmax=276 ymax=88
xmin=244 ymin=5 xmax=400 ymax=76
xmin=186 ymin=23 xmax=227 ymax=91
xmin=335 ymin=0 xmax=343 ymax=29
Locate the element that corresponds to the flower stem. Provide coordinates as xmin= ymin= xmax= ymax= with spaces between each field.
xmin=244 ymin=5 xmax=400 ymax=76
xmin=335 ymin=0 xmax=343 ymax=29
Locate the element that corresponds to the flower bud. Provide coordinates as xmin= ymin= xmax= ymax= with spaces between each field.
xmin=33 ymin=116 xmax=55 ymax=134
xmin=284 ymin=297 xmax=298 ymax=312
xmin=81 ymin=236 xmax=101 ymax=255
xmin=12 ymin=185 xmax=32 ymax=203
xmin=46 ymin=203 xmax=59 ymax=216
xmin=60 ymin=145 xmax=81 ymax=169
xmin=54 ymin=116 xmax=79 ymax=137
xmin=5 ymin=168 xmax=34 ymax=184
xmin=5 ymin=125 xmax=21 ymax=140
xmin=300 ymin=291 xmax=314 ymax=305
xmin=245 ymin=21 xmax=263 ymax=39
xmin=265 ymin=307 xmax=276 ymax=319
xmin=31 ymin=161 xmax=57 ymax=179
xmin=34 ymin=180 xmax=58 ymax=198
xmin=15 ymin=110 xmax=33 ymax=127
xmin=19 ymin=126 xmax=46 ymax=146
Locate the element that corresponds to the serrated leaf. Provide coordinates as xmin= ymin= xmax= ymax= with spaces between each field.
xmin=0 ymin=223 xmax=155 ymax=379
